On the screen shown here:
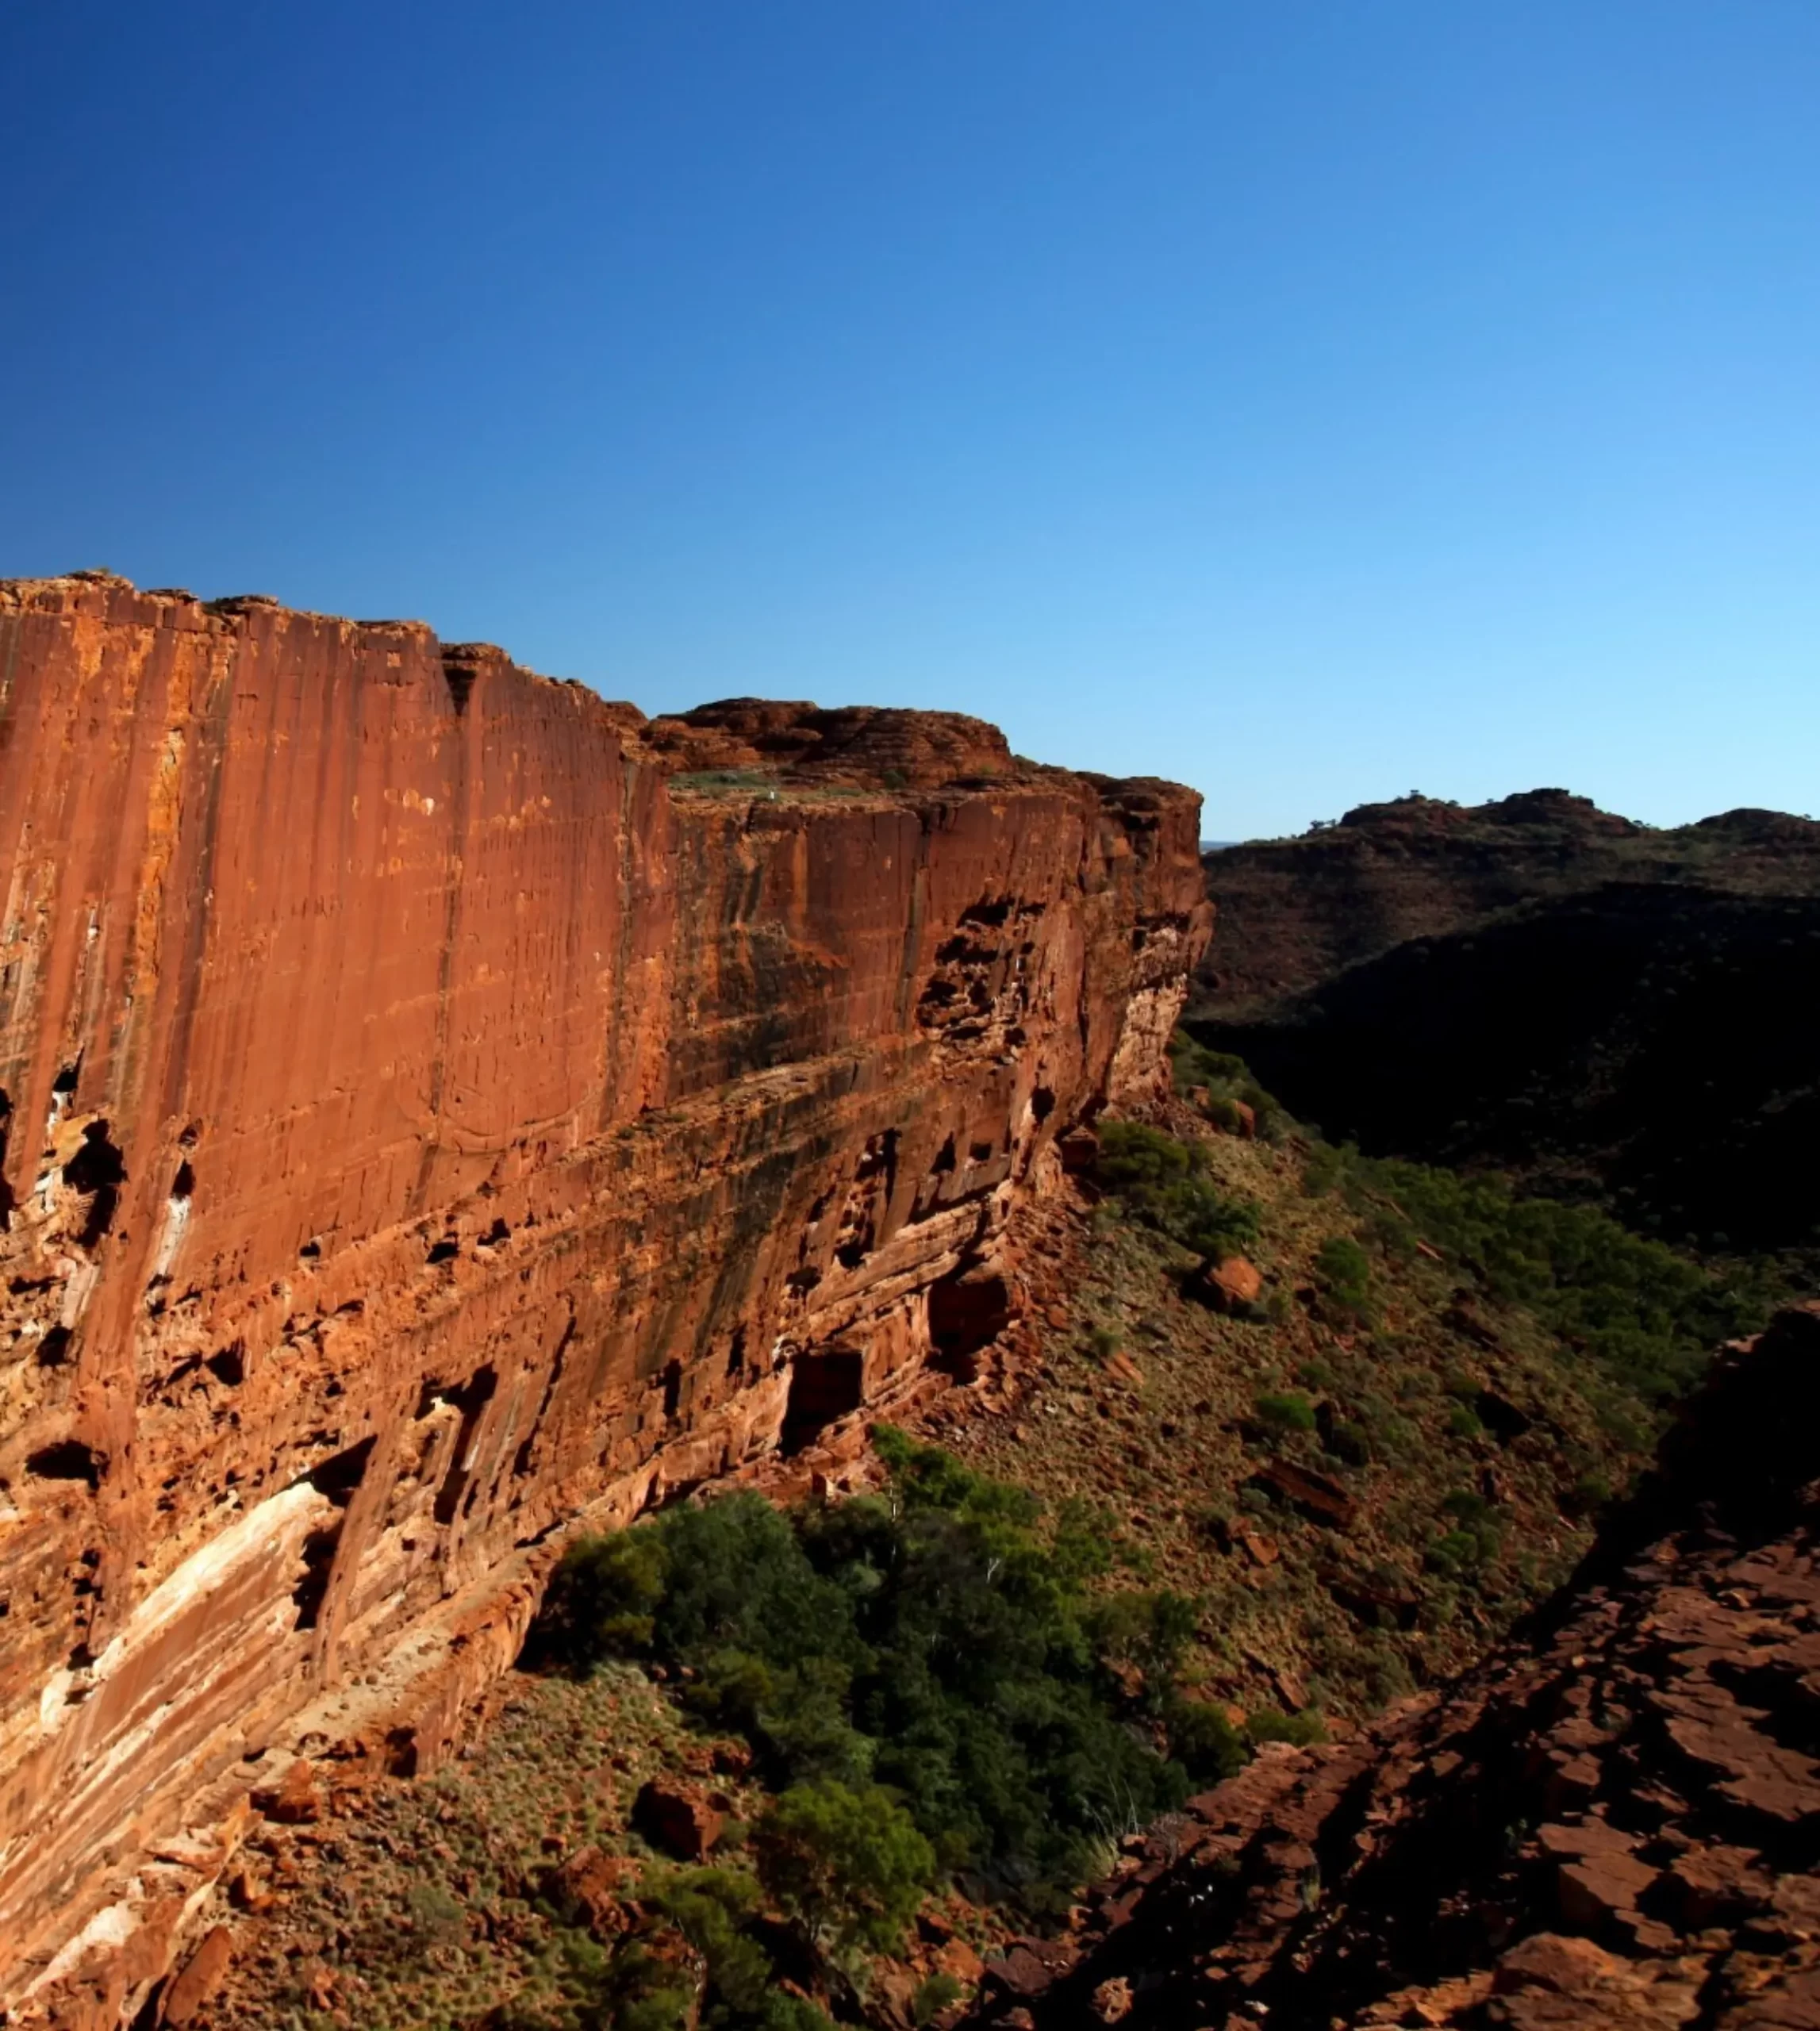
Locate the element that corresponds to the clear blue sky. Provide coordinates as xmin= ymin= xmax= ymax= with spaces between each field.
xmin=4 ymin=3 xmax=1815 ymax=839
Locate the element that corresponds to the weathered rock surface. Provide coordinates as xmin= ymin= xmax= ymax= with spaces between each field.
xmin=632 ymin=1777 xmax=726 ymax=1861
xmin=0 ymin=573 xmax=1209 ymax=2021
xmin=968 ymin=1303 xmax=1820 ymax=2029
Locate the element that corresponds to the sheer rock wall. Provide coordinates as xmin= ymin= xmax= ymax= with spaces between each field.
xmin=0 ymin=574 xmax=1208 ymax=2016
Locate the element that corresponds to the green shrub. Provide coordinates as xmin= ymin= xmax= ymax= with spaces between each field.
xmin=1165 ymin=1697 xmax=1247 ymax=1783
xmin=1243 ymin=1708 xmax=1328 ymax=1748
xmin=673 ymin=768 xmax=778 ymax=793
xmin=1426 ymin=1492 xmax=1503 ymax=1579
xmin=1446 ymin=1401 xmax=1484 ymax=1441
xmin=753 ymin=1780 xmax=935 ymax=1957
xmin=1563 ymin=1469 xmax=1612 ymax=1517
xmin=1427 ymin=1530 xmax=1485 ymax=1576
xmin=512 ymin=1922 xmax=703 ymax=2031
xmin=1168 ymin=1036 xmax=1284 ymax=1135
xmin=1314 ymin=1235 xmax=1373 ymax=1321
xmin=1337 ymin=1640 xmax=1416 ymax=1712
xmin=1315 ymin=1236 xmax=1370 ymax=1287
xmin=1093 ymin=1120 xmax=1261 ymax=1260
xmin=532 ymin=1435 xmax=1200 ymax=1912
xmin=912 ymin=1971 xmax=966 ymax=2025
xmin=637 ymin=1867 xmax=772 ymax=2021
xmin=1440 ymin=1488 xmax=1496 ymax=1524
xmin=1254 ymin=1391 xmax=1317 ymax=1434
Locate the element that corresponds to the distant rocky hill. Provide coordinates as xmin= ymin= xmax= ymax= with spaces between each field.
xmin=1192 ymin=793 xmax=1820 ymax=1253
xmin=1195 ymin=789 xmax=1820 ymax=1016
xmin=969 ymin=1301 xmax=1820 ymax=2031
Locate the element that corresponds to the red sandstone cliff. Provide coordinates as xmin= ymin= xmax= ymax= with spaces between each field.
xmin=0 ymin=573 xmax=1209 ymax=2021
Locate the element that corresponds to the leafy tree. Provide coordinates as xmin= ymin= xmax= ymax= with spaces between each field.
xmin=751 ymin=1780 xmax=935 ymax=1956
xmin=531 ymin=1527 xmax=670 ymax=1668
xmin=1085 ymin=1588 xmax=1199 ymax=1702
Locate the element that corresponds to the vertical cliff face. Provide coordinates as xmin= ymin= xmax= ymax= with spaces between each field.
xmin=0 ymin=574 xmax=1208 ymax=2014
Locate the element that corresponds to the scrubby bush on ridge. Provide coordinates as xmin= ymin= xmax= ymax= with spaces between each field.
xmin=1207 ymin=1033 xmax=1780 ymax=1420
xmin=1346 ymin=1148 xmax=1771 ymax=1410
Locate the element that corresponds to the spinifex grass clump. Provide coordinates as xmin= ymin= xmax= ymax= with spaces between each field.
xmin=532 ymin=1431 xmax=1240 ymax=1923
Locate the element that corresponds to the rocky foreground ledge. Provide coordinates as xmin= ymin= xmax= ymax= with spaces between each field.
xmin=0 ymin=574 xmax=1209 ymax=2025
xmin=968 ymin=1302 xmax=1820 ymax=2031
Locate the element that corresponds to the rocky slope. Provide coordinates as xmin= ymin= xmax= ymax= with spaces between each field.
xmin=968 ymin=1300 xmax=1820 ymax=2031
xmin=0 ymin=572 xmax=1208 ymax=2025
xmin=174 ymin=1076 xmax=1771 ymax=2031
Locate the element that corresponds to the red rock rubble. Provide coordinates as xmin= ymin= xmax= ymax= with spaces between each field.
xmin=969 ymin=1303 xmax=1820 ymax=2031
xmin=0 ymin=573 xmax=1210 ymax=2023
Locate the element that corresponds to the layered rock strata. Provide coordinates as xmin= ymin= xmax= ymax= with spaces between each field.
xmin=0 ymin=574 xmax=1209 ymax=2019
xmin=971 ymin=1303 xmax=1820 ymax=2030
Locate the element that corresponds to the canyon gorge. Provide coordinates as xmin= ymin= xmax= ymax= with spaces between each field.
xmin=0 ymin=572 xmax=1210 ymax=2025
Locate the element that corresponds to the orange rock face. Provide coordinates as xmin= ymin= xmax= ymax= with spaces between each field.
xmin=0 ymin=574 xmax=1208 ymax=2018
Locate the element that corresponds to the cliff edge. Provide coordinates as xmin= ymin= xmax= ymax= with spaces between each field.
xmin=0 ymin=573 xmax=1209 ymax=2022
